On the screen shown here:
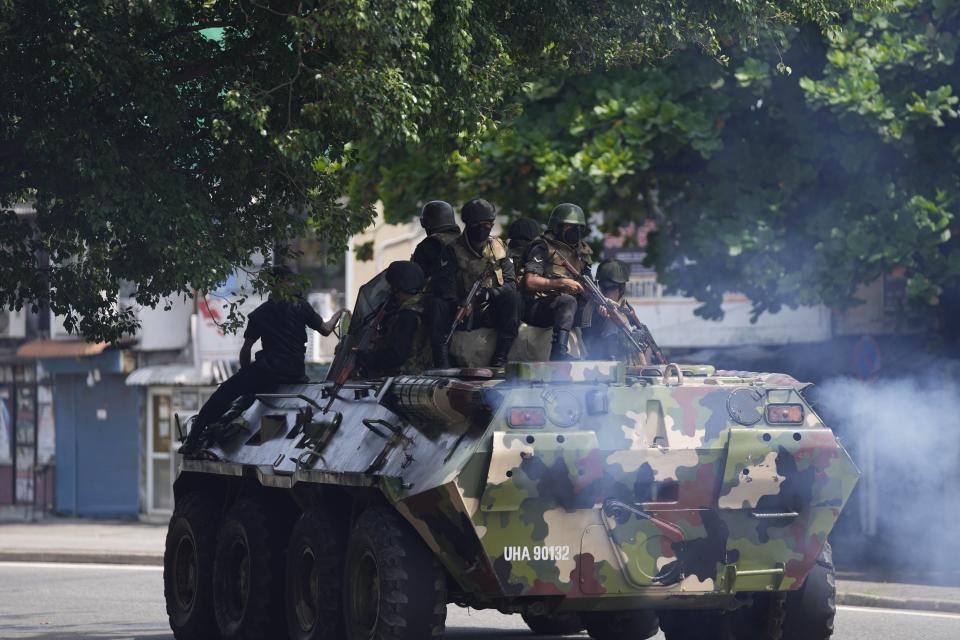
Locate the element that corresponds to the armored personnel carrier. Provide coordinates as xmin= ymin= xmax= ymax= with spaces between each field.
xmin=164 ymin=350 xmax=859 ymax=640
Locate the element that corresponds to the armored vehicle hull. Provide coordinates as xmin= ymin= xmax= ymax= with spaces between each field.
xmin=165 ymin=361 xmax=858 ymax=640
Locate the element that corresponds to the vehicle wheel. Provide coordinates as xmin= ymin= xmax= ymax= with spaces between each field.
xmin=343 ymin=506 xmax=447 ymax=640
xmin=521 ymin=611 xmax=583 ymax=636
xmin=286 ymin=507 xmax=346 ymax=640
xmin=583 ymin=609 xmax=659 ymax=640
xmin=164 ymin=491 xmax=220 ymax=640
xmin=213 ymin=499 xmax=284 ymax=639
xmin=782 ymin=542 xmax=836 ymax=640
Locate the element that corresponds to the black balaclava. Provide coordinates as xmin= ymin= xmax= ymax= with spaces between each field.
xmin=467 ymin=223 xmax=492 ymax=246
xmin=562 ymin=225 xmax=582 ymax=247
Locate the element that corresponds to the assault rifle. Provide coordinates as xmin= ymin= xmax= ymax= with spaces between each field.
xmin=324 ymin=302 xmax=387 ymax=411
xmin=556 ymin=253 xmax=665 ymax=365
xmin=619 ymin=300 xmax=667 ymax=365
xmin=443 ymin=262 xmax=497 ymax=346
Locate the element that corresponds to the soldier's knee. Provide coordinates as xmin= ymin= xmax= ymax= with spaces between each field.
xmin=497 ymin=287 xmax=521 ymax=308
xmin=555 ymin=293 xmax=577 ymax=310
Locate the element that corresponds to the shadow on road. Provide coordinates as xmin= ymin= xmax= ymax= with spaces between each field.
xmin=0 ymin=631 xmax=583 ymax=640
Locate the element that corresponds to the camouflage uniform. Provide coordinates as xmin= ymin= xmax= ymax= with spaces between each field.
xmin=584 ymin=298 xmax=650 ymax=365
xmin=584 ymin=258 xmax=643 ymax=364
xmin=434 ymin=199 xmax=521 ymax=368
xmin=522 ymin=203 xmax=593 ymax=360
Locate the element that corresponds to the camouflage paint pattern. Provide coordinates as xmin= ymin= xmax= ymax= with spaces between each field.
xmin=178 ymin=362 xmax=858 ymax=611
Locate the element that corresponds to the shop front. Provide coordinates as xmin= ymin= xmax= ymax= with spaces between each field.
xmin=0 ymin=362 xmax=55 ymax=517
xmin=126 ymin=365 xmax=219 ymax=515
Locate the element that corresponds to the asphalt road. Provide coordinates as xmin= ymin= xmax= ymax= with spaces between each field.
xmin=2 ymin=562 xmax=959 ymax=640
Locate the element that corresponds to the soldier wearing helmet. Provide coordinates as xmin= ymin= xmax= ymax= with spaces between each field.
xmin=433 ymin=198 xmax=521 ymax=368
xmin=584 ymin=258 xmax=642 ymax=362
xmin=506 ymin=217 xmax=541 ymax=278
xmin=521 ymin=203 xmax=593 ymax=360
xmin=411 ymin=200 xmax=460 ymax=280
xmin=358 ymin=261 xmax=432 ymax=377
xmin=411 ymin=200 xmax=461 ymax=368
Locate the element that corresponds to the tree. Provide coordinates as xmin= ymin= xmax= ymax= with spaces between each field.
xmin=0 ymin=0 xmax=864 ymax=340
xmin=386 ymin=0 xmax=958 ymax=334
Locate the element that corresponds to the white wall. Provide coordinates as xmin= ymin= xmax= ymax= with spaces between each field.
xmin=136 ymin=296 xmax=193 ymax=351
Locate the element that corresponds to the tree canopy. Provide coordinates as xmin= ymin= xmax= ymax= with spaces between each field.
xmin=0 ymin=0 xmax=866 ymax=340
xmin=380 ymin=0 xmax=959 ymax=335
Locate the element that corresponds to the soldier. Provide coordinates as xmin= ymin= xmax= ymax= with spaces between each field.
xmin=506 ymin=217 xmax=541 ymax=277
xmin=411 ymin=200 xmax=460 ymax=280
xmin=411 ymin=200 xmax=462 ymax=368
xmin=357 ymin=261 xmax=431 ymax=377
xmin=521 ymin=203 xmax=593 ymax=361
xmin=180 ymin=265 xmax=345 ymax=454
xmin=584 ymin=258 xmax=636 ymax=361
xmin=434 ymin=198 xmax=521 ymax=368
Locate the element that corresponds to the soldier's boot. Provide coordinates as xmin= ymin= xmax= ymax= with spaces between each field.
xmin=177 ymin=417 xmax=206 ymax=456
xmin=490 ymin=334 xmax=516 ymax=368
xmin=549 ymin=329 xmax=576 ymax=361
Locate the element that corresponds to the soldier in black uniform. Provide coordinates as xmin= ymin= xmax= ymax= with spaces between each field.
xmin=411 ymin=200 xmax=460 ymax=279
xmin=411 ymin=200 xmax=462 ymax=368
xmin=433 ymin=198 xmax=522 ymax=367
xmin=181 ymin=265 xmax=344 ymax=454
xmin=358 ymin=261 xmax=431 ymax=377
xmin=521 ymin=203 xmax=593 ymax=361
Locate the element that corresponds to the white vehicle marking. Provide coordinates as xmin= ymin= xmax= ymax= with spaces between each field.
xmin=503 ymin=545 xmax=571 ymax=562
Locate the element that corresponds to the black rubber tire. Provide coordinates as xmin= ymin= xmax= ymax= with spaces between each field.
xmin=343 ymin=506 xmax=447 ymax=640
xmin=583 ymin=609 xmax=659 ymax=640
xmin=212 ymin=499 xmax=284 ymax=639
xmin=724 ymin=594 xmax=780 ymax=640
xmin=522 ymin=611 xmax=584 ymax=636
xmin=285 ymin=507 xmax=346 ymax=640
xmin=782 ymin=542 xmax=836 ymax=640
xmin=163 ymin=491 xmax=220 ymax=640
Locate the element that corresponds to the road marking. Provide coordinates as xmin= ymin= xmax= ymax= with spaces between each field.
xmin=840 ymin=605 xmax=960 ymax=620
xmin=0 ymin=561 xmax=163 ymax=572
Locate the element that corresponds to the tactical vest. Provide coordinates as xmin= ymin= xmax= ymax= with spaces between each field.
xmin=531 ymin=232 xmax=593 ymax=299
xmin=450 ymin=234 xmax=507 ymax=300
xmin=371 ymin=294 xmax=432 ymax=376
xmin=432 ymin=229 xmax=460 ymax=250
xmin=508 ymin=244 xmax=527 ymax=279
xmin=422 ymin=229 xmax=461 ymax=288
xmin=589 ymin=299 xmax=649 ymax=366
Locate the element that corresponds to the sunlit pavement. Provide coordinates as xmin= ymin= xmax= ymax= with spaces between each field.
xmin=2 ymin=562 xmax=959 ymax=640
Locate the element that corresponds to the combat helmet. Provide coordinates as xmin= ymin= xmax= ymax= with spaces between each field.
xmin=461 ymin=198 xmax=497 ymax=224
xmin=419 ymin=201 xmax=457 ymax=233
xmin=507 ymin=217 xmax=540 ymax=243
xmin=547 ymin=203 xmax=586 ymax=231
xmin=385 ymin=261 xmax=425 ymax=293
xmin=596 ymin=258 xmax=631 ymax=289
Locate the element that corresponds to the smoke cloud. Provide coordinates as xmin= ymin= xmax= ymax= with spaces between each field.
xmin=814 ymin=375 xmax=960 ymax=577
